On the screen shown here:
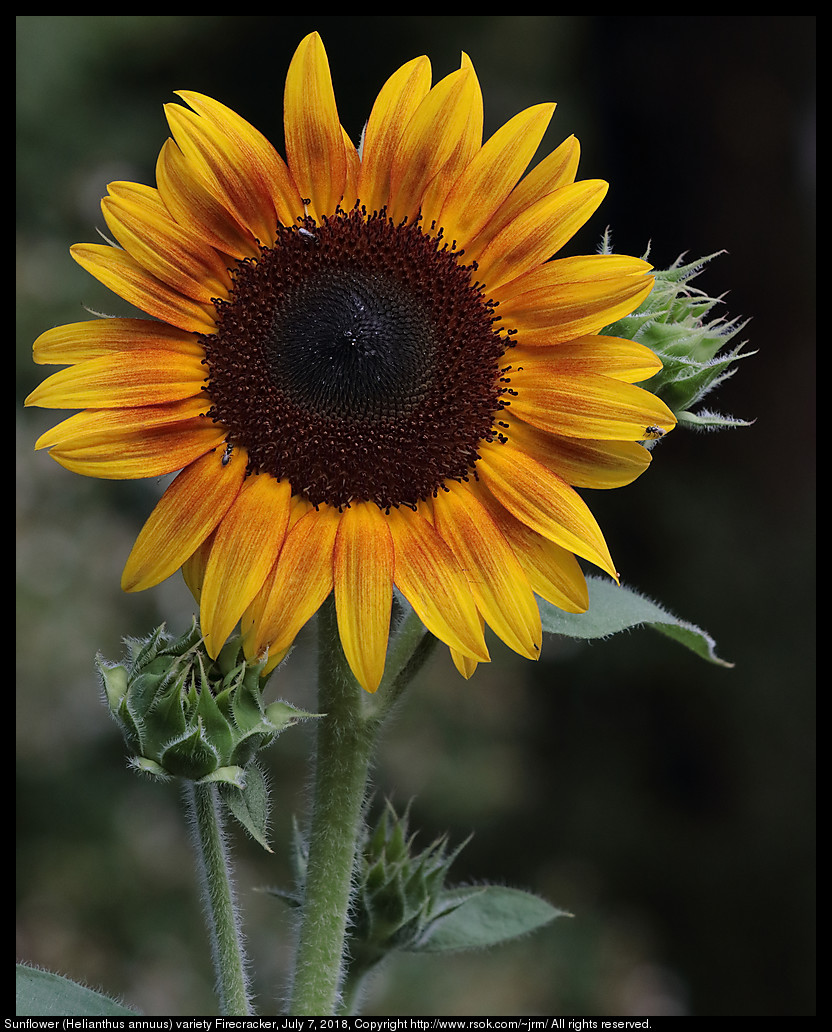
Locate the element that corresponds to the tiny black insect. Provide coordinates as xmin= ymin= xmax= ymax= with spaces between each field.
xmin=643 ymin=425 xmax=666 ymax=440
xmin=221 ymin=441 xmax=234 ymax=466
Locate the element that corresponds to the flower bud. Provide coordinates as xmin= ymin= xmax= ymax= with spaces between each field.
xmin=603 ymin=245 xmax=754 ymax=437
xmin=97 ymin=620 xmax=312 ymax=784
xmin=348 ymin=802 xmax=471 ymax=967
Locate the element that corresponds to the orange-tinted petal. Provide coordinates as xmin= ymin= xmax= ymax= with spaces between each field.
xmin=499 ymin=255 xmax=654 ymax=344
xmin=467 ymin=134 xmax=581 ymax=255
xmin=200 ymin=475 xmax=292 ymax=658
xmin=474 ymin=180 xmax=608 ymax=290
xmin=510 ymin=371 xmax=677 ymax=441
xmin=284 ymin=31 xmax=346 ymax=221
xmin=504 ymin=416 xmax=652 ymax=489
xmin=357 ymin=55 xmax=432 ymax=215
xmin=508 ymin=336 xmax=663 ymax=383
xmin=432 ymin=481 xmax=541 ymax=660
xmin=438 ymin=102 xmax=556 ymax=250
xmin=333 ymin=501 xmax=394 ymax=693
xmin=246 ymin=503 xmax=340 ymax=660
xmin=417 ymin=52 xmax=483 ymax=226
xmin=386 ymin=506 xmax=488 ymax=662
xmin=32 ymin=318 xmax=203 ymax=366
xmin=101 ymin=181 xmax=233 ymax=301
xmin=475 ymin=482 xmax=589 ymax=613
xmin=70 ymin=244 xmax=217 ymax=334
xmin=477 ymin=439 xmax=617 ymax=579
xmin=33 ymin=396 xmax=224 ymax=479
xmin=121 ymin=445 xmax=248 ymax=592
xmin=176 ymin=90 xmax=303 ymax=234
xmin=387 ymin=66 xmax=475 ymax=225
xmin=24 ymin=348 xmax=207 ymax=409
xmin=156 ymin=138 xmax=260 ymax=259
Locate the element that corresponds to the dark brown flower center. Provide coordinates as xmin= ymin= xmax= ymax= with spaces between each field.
xmin=200 ymin=207 xmax=512 ymax=510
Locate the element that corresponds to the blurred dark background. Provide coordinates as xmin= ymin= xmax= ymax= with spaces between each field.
xmin=17 ymin=16 xmax=815 ymax=1017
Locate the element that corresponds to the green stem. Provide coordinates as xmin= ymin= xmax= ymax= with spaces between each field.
xmin=184 ymin=781 xmax=253 ymax=1016
xmin=287 ymin=595 xmax=377 ymax=1015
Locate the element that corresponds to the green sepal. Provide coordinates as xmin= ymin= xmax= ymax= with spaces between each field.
xmin=161 ymin=721 xmax=221 ymax=781
xmin=127 ymin=756 xmax=170 ymax=781
xmin=601 ymin=243 xmax=754 ymax=435
xmin=200 ymin=765 xmax=246 ymax=788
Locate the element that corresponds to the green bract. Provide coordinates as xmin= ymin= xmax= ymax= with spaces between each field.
xmin=97 ymin=621 xmax=313 ymax=786
xmin=603 ymin=243 xmax=754 ymax=436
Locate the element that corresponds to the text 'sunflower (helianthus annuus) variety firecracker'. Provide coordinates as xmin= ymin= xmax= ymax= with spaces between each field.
xmin=28 ymin=31 xmax=679 ymax=693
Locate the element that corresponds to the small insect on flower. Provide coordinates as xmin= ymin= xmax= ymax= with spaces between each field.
xmin=221 ymin=441 xmax=234 ymax=466
xmin=643 ymin=426 xmax=666 ymax=440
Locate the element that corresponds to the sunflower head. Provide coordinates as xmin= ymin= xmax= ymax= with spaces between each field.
xmin=27 ymin=32 xmax=676 ymax=692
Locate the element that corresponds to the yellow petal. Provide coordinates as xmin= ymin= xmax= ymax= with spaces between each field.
xmin=510 ymin=371 xmax=678 ymax=441
xmin=33 ymin=397 xmax=224 ymax=479
xmin=475 ymin=180 xmax=608 ymax=291
xmin=438 ymin=102 xmax=556 ymax=249
xmin=432 ymin=482 xmax=541 ymax=661
xmin=24 ymin=349 xmax=207 ymax=409
xmin=101 ymin=182 xmax=233 ymax=301
xmin=333 ymin=501 xmax=394 ymax=693
xmin=476 ymin=482 xmax=589 ymax=613
xmin=416 ymin=52 xmax=483 ymax=226
xmin=477 ymin=439 xmax=618 ymax=579
xmin=156 ymin=138 xmax=260 ymax=259
xmin=32 ymin=318 xmax=203 ymax=366
xmin=175 ymin=91 xmax=304 ymax=235
xmin=121 ymin=445 xmax=248 ymax=592
xmin=386 ymin=506 xmax=489 ymax=662
xmin=70 ymin=244 xmax=217 ymax=334
xmin=340 ymin=125 xmax=361 ymax=211
xmin=504 ymin=416 xmax=652 ymax=489
xmin=508 ymin=336 xmax=664 ymax=383
xmin=467 ymin=134 xmax=581 ymax=256
xmin=449 ymin=611 xmax=486 ymax=679
xmin=387 ymin=66 xmax=475 ymax=225
xmin=284 ymin=31 xmax=346 ymax=221
xmin=357 ymin=55 xmax=432 ymax=216
xmin=200 ymin=475 xmax=292 ymax=658
xmin=499 ymin=255 xmax=654 ymax=344
xmin=181 ymin=531 xmax=214 ymax=605
xmin=247 ymin=503 xmax=340 ymax=659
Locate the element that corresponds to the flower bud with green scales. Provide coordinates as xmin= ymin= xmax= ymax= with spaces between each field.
xmin=600 ymin=234 xmax=755 ymax=443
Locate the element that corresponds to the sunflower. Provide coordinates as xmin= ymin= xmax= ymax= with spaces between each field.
xmin=26 ymin=32 xmax=675 ymax=693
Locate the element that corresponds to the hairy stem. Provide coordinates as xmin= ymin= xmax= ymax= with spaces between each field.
xmin=286 ymin=595 xmax=376 ymax=1015
xmin=184 ymin=781 xmax=253 ymax=1016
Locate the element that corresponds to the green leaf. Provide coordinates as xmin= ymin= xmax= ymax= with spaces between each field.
xmin=539 ymin=576 xmax=733 ymax=667
xmin=219 ymin=762 xmax=272 ymax=851
xmin=15 ymin=963 xmax=139 ymax=1016
xmin=407 ymin=886 xmax=568 ymax=953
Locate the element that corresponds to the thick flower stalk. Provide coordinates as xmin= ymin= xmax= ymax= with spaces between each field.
xmin=27 ymin=31 xmax=676 ymax=694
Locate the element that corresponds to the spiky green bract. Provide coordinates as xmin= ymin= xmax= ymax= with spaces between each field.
xmin=601 ymin=239 xmax=754 ymax=439
xmin=349 ymin=802 xmax=475 ymax=970
xmin=97 ymin=619 xmax=316 ymax=787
